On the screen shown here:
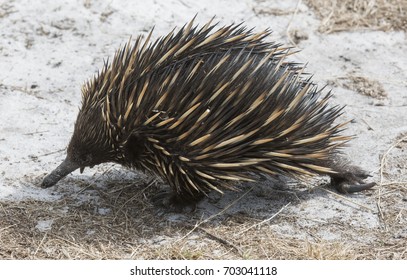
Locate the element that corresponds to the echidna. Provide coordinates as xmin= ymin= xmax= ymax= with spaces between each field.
xmin=42 ymin=19 xmax=375 ymax=206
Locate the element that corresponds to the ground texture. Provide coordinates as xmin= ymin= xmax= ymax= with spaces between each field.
xmin=0 ymin=0 xmax=406 ymax=259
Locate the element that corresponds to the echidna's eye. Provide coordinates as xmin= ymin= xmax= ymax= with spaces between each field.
xmin=76 ymin=153 xmax=93 ymax=166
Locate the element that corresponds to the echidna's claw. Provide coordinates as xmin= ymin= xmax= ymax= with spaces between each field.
xmin=328 ymin=159 xmax=376 ymax=194
xmin=333 ymin=181 xmax=376 ymax=194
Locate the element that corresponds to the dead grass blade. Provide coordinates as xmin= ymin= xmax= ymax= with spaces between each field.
xmin=305 ymin=0 xmax=407 ymax=33
xmin=237 ymin=202 xmax=291 ymax=235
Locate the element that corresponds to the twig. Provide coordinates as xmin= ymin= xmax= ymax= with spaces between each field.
xmin=286 ymin=0 xmax=302 ymax=46
xmin=177 ymin=0 xmax=191 ymax=8
xmin=37 ymin=148 xmax=65 ymax=158
xmin=49 ymin=234 xmax=97 ymax=258
xmin=34 ymin=232 xmax=48 ymax=257
xmin=0 ymin=224 xmax=17 ymax=232
xmin=361 ymin=118 xmax=374 ymax=131
xmin=0 ymin=203 xmax=8 ymax=215
xmin=197 ymin=227 xmax=243 ymax=257
xmin=237 ymin=202 xmax=291 ymax=235
xmin=379 ymin=136 xmax=407 ymax=185
xmin=320 ymin=4 xmax=336 ymax=34
xmin=377 ymin=134 xmax=407 ymax=226
xmin=177 ymin=187 xmax=254 ymax=242
xmin=23 ymin=130 xmax=49 ymax=136
xmin=112 ymin=180 xmax=156 ymax=222
xmin=72 ymin=164 xmax=116 ymax=196
xmin=113 ymin=179 xmax=156 ymax=204
xmin=323 ymin=188 xmax=375 ymax=212
xmin=380 ymin=181 xmax=407 ymax=186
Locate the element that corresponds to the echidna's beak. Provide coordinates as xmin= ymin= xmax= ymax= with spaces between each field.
xmin=41 ymin=158 xmax=80 ymax=188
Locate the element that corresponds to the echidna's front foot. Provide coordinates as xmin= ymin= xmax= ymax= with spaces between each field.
xmin=152 ymin=190 xmax=203 ymax=213
xmin=329 ymin=167 xmax=376 ymax=193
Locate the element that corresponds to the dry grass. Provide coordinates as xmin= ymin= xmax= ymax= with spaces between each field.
xmin=1 ymin=170 xmax=406 ymax=259
xmin=305 ymin=0 xmax=407 ymax=33
xmin=329 ymin=73 xmax=387 ymax=99
xmin=1 ymin=198 xmax=405 ymax=259
xmin=0 ymin=198 xmax=357 ymax=259
xmin=343 ymin=75 xmax=387 ymax=99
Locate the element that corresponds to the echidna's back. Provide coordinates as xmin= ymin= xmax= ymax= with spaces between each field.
xmin=129 ymin=46 xmax=343 ymax=179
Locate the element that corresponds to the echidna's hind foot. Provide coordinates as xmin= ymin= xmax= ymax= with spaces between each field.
xmin=328 ymin=160 xmax=376 ymax=193
xmin=330 ymin=173 xmax=376 ymax=193
xmin=152 ymin=189 xmax=204 ymax=213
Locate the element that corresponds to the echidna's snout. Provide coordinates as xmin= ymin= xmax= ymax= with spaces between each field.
xmin=41 ymin=158 xmax=80 ymax=188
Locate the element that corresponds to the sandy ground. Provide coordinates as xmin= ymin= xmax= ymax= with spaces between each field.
xmin=0 ymin=0 xmax=406 ymax=259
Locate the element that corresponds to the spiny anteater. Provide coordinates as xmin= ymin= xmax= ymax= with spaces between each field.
xmin=42 ymin=19 xmax=375 ymax=206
